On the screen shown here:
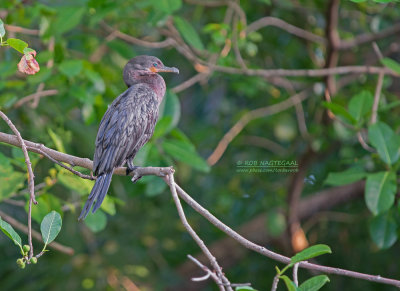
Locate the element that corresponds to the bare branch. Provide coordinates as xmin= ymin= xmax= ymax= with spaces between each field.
xmin=4 ymin=24 xmax=39 ymax=35
xmin=370 ymin=72 xmax=384 ymax=125
xmin=271 ymin=274 xmax=280 ymax=291
xmin=339 ymin=23 xmax=400 ymax=50
xmin=207 ymin=89 xmax=310 ymax=166
xmin=1 ymin=133 xmax=400 ymax=287
xmin=293 ymin=263 xmax=299 ymax=286
xmin=165 ymin=173 xmax=232 ymax=291
xmin=173 ymin=183 xmax=400 ymax=288
xmin=13 ymin=89 xmax=59 ymax=109
xmin=102 ymin=22 xmax=174 ymax=48
xmin=210 ymin=64 xmax=396 ymax=78
xmin=246 ymin=16 xmax=326 ymax=44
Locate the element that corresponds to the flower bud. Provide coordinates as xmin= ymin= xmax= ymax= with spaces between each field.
xmin=18 ymin=50 xmax=40 ymax=75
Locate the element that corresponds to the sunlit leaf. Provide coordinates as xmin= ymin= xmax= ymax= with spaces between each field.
xmin=0 ymin=217 xmax=23 ymax=251
xmin=290 ymin=244 xmax=332 ymax=265
xmin=6 ymin=38 xmax=28 ymax=53
xmin=174 ymin=16 xmax=204 ymax=50
xmin=40 ymin=211 xmax=62 ymax=246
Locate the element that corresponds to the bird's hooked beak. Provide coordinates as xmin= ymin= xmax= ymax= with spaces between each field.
xmin=150 ymin=65 xmax=179 ymax=74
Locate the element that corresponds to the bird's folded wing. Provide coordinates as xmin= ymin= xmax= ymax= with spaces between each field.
xmin=93 ymin=84 xmax=159 ymax=175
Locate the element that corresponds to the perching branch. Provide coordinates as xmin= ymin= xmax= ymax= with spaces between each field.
xmin=1 ymin=133 xmax=400 ymax=288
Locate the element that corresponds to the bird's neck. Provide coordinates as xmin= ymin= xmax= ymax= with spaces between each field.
xmin=129 ymin=73 xmax=166 ymax=103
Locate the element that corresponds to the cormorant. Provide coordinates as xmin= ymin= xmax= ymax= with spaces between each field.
xmin=79 ymin=55 xmax=179 ymax=220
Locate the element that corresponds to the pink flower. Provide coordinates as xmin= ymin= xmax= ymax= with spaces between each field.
xmin=18 ymin=50 xmax=40 ymax=75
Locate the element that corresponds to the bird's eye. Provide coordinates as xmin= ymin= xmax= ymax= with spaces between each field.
xmin=153 ymin=63 xmax=158 ymax=67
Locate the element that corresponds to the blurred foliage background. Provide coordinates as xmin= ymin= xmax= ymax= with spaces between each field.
xmin=1 ymin=0 xmax=400 ymax=290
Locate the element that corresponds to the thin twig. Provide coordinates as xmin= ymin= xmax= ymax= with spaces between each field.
xmin=271 ymin=274 xmax=280 ymax=291
xmin=0 ymin=111 xmax=36 ymax=259
xmin=102 ymin=22 xmax=174 ymax=48
xmin=207 ymin=89 xmax=311 ymax=166
xmin=293 ymin=263 xmax=299 ymax=286
xmin=357 ymin=131 xmax=375 ymax=152
xmin=188 ymin=255 xmax=224 ymax=285
xmin=165 ymin=173 xmax=232 ymax=291
xmin=30 ymin=146 xmax=95 ymax=180
xmin=14 ymin=89 xmax=59 ymax=109
xmin=370 ymin=43 xmax=385 ymax=125
xmin=4 ymin=24 xmax=39 ymax=35
xmin=173 ymin=183 xmax=400 ymax=288
xmin=246 ymin=16 xmax=326 ymax=44
xmin=339 ymin=23 xmax=400 ymax=50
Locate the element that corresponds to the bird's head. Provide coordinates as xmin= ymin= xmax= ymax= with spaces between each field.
xmin=123 ymin=55 xmax=179 ymax=87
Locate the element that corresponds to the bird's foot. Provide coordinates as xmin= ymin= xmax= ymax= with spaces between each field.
xmin=126 ymin=165 xmax=139 ymax=176
xmin=127 ymin=165 xmax=142 ymax=183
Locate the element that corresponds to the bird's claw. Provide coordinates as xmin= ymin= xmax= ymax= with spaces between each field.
xmin=131 ymin=173 xmax=142 ymax=183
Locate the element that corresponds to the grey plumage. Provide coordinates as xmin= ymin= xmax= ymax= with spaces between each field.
xmin=79 ymin=55 xmax=179 ymax=220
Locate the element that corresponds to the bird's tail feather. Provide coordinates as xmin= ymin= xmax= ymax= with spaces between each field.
xmin=78 ymin=173 xmax=112 ymax=220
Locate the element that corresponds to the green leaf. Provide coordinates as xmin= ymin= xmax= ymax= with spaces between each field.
xmin=235 ymin=287 xmax=258 ymax=291
xmin=368 ymin=122 xmax=400 ymax=165
xmin=40 ymin=211 xmax=62 ymax=246
xmin=0 ymin=152 xmax=25 ymax=201
xmin=6 ymin=38 xmax=28 ymax=53
xmin=0 ymin=18 xmax=5 ymax=38
xmin=25 ymin=194 xmax=63 ymax=224
xmin=84 ymin=210 xmax=107 ymax=232
xmin=106 ymin=40 xmax=134 ymax=60
xmin=369 ymin=212 xmax=397 ymax=249
xmin=299 ymin=275 xmax=330 ymax=291
xmin=290 ymin=244 xmax=332 ymax=265
xmin=23 ymin=47 xmax=35 ymax=56
xmin=162 ymin=139 xmax=210 ymax=172
xmin=279 ymin=275 xmax=296 ymax=291
xmin=151 ymin=0 xmax=182 ymax=14
xmin=0 ymin=217 xmax=23 ymax=251
xmin=57 ymin=169 xmax=94 ymax=195
xmin=145 ymin=176 xmax=167 ymax=196
xmin=174 ymin=16 xmax=204 ymax=50
xmin=47 ymin=128 xmax=66 ymax=153
xmin=348 ymin=91 xmax=373 ymax=124
xmin=100 ymin=195 xmax=116 ymax=215
xmin=155 ymin=91 xmax=181 ymax=138
xmin=59 ymin=60 xmax=83 ymax=78
xmin=324 ymin=167 xmax=366 ymax=186
xmin=381 ymin=57 xmax=400 ymax=74
xmin=52 ymin=7 xmax=85 ymax=35
xmin=322 ymin=102 xmax=356 ymax=124
xmin=365 ymin=172 xmax=396 ymax=215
